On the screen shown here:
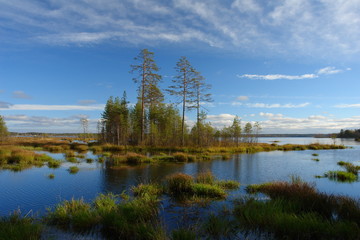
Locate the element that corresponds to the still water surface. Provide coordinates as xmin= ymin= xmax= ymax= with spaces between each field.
xmin=1 ymin=138 xmax=359 ymax=216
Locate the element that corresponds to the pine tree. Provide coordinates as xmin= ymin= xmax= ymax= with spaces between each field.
xmin=130 ymin=49 xmax=162 ymax=144
xmin=191 ymin=70 xmax=212 ymax=146
xmin=167 ymin=56 xmax=196 ymax=146
xmin=231 ymin=116 xmax=242 ymax=146
xmin=0 ymin=115 xmax=8 ymax=142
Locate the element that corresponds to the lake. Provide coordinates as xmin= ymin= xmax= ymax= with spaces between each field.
xmin=1 ymin=137 xmax=360 ymax=217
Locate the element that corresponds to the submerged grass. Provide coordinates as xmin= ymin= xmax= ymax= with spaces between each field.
xmin=325 ymin=171 xmax=357 ymax=182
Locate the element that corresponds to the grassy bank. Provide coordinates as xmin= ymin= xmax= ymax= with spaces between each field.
xmin=0 ymin=146 xmax=56 ymax=171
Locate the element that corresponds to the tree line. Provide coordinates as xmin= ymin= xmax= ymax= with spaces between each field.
xmin=99 ymin=49 xmax=261 ymax=147
xmin=337 ymin=129 xmax=360 ymax=139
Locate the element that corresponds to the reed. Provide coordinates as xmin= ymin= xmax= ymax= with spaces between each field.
xmin=236 ymin=179 xmax=360 ymax=239
xmin=0 ymin=212 xmax=43 ymax=240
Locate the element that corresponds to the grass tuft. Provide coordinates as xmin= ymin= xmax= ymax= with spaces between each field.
xmin=68 ymin=166 xmax=79 ymax=174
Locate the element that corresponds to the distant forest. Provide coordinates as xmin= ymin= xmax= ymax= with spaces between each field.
xmin=337 ymin=129 xmax=360 ymax=139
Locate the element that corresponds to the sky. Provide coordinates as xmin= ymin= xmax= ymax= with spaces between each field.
xmin=0 ymin=0 xmax=360 ymax=134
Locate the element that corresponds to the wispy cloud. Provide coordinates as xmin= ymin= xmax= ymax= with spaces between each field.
xmin=78 ymin=99 xmax=97 ymax=105
xmin=1 ymin=1 xmax=360 ymax=58
xmin=237 ymin=74 xmax=317 ymax=80
xmin=317 ymin=67 xmax=343 ymax=75
xmin=0 ymin=104 xmax=105 ymax=111
xmin=205 ymin=112 xmax=360 ymax=133
xmin=238 ymin=66 xmax=348 ymax=80
xmin=0 ymin=101 xmax=12 ymax=108
xmin=12 ymin=90 xmax=32 ymax=99
xmin=4 ymin=114 xmax=99 ymax=133
xmin=232 ymin=102 xmax=310 ymax=108
xmin=334 ymin=103 xmax=360 ymax=108
xmin=236 ymin=96 xmax=249 ymax=101
xmin=207 ymin=113 xmax=237 ymax=127
xmin=257 ymin=112 xmax=360 ymax=133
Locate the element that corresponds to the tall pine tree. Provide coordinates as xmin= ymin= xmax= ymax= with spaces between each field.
xmin=130 ymin=49 xmax=162 ymax=144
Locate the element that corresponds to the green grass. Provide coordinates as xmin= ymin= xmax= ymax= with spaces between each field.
xmin=111 ymin=152 xmax=151 ymax=165
xmin=195 ymin=171 xmax=215 ymax=185
xmin=235 ymin=179 xmax=360 ymax=239
xmin=166 ymin=173 xmax=194 ymax=196
xmin=0 ymin=146 xmax=58 ymax=171
xmin=325 ymin=171 xmax=357 ymax=182
xmin=66 ymin=157 xmax=79 ymax=163
xmin=337 ymin=161 xmax=360 ymax=175
xmin=165 ymin=172 xmax=239 ymax=200
xmin=46 ymin=193 xmax=165 ymax=239
xmin=201 ymin=214 xmax=237 ymax=239
xmin=216 ymin=180 xmax=240 ymax=189
xmin=47 ymin=159 xmax=61 ymax=168
xmin=0 ymin=212 xmax=43 ymax=240
xmin=68 ymin=166 xmax=79 ymax=174
xmin=192 ymin=183 xmax=226 ymax=198
xmin=234 ymin=198 xmax=360 ymax=240
xmin=132 ymin=183 xmax=164 ymax=198
xmin=171 ymin=228 xmax=197 ymax=240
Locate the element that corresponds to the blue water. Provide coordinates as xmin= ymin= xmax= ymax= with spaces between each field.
xmin=0 ymin=138 xmax=359 ymax=216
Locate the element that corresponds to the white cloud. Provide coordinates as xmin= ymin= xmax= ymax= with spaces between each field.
xmin=238 ymin=66 xmax=348 ymax=80
xmin=317 ymin=66 xmax=343 ymax=75
xmin=237 ymin=74 xmax=317 ymax=80
xmin=236 ymin=96 xmax=249 ymax=101
xmin=205 ymin=112 xmax=360 ymax=133
xmin=1 ymin=1 xmax=360 ymax=58
xmin=12 ymin=91 xmax=32 ymax=99
xmin=334 ymin=103 xmax=360 ymax=108
xmin=0 ymin=104 xmax=105 ymax=111
xmin=233 ymin=102 xmax=310 ymax=108
xmin=207 ymin=113 xmax=237 ymax=127
xmin=252 ymin=112 xmax=360 ymax=133
xmin=78 ymin=99 xmax=97 ymax=105
xmin=4 ymin=114 xmax=99 ymax=133
xmin=308 ymin=115 xmax=327 ymax=120
xmin=259 ymin=112 xmax=283 ymax=118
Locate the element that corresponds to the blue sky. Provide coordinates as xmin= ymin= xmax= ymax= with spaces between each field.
xmin=1 ymin=0 xmax=360 ymax=133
